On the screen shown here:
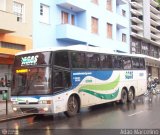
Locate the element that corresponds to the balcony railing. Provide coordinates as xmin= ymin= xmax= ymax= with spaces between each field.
xmin=56 ymin=24 xmax=87 ymax=43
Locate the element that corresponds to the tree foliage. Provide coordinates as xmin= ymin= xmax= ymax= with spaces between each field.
xmin=157 ymin=0 xmax=160 ymax=5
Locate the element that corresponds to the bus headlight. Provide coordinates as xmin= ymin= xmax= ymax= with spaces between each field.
xmin=13 ymin=107 xmax=17 ymax=111
xmin=39 ymin=100 xmax=52 ymax=104
xmin=43 ymin=107 xmax=49 ymax=111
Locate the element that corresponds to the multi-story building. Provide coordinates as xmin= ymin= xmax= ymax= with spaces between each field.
xmin=130 ymin=0 xmax=160 ymax=78
xmin=33 ymin=0 xmax=130 ymax=53
xmin=0 ymin=0 xmax=32 ymax=91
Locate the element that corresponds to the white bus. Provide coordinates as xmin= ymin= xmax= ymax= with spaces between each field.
xmin=11 ymin=45 xmax=147 ymax=117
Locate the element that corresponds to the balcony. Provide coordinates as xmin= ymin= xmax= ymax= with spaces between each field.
xmin=56 ymin=24 xmax=87 ymax=43
xmin=150 ymin=0 xmax=159 ymax=7
xmin=131 ymin=32 xmax=143 ymax=39
xmin=131 ymin=17 xmax=143 ymax=24
xmin=150 ymin=12 xmax=160 ymax=21
xmin=131 ymin=2 xmax=142 ymax=9
xmin=150 ymin=5 xmax=160 ymax=14
xmin=151 ymin=26 xmax=160 ymax=33
xmin=56 ymin=0 xmax=86 ymax=12
xmin=151 ymin=33 xmax=160 ymax=40
xmin=131 ymin=9 xmax=142 ymax=16
xmin=116 ymin=15 xmax=128 ymax=29
xmin=151 ymin=19 xmax=160 ymax=26
xmin=0 ymin=11 xmax=17 ymax=33
xmin=131 ymin=25 xmax=143 ymax=31
xmin=116 ymin=0 xmax=127 ymax=5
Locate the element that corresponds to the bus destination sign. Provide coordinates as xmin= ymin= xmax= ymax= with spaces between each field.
xmin=21 ymin=55 xmax=39 ymax=66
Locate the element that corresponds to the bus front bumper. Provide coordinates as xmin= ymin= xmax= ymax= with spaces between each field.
xmin=12 ymin=104 xmax=54 ymax=114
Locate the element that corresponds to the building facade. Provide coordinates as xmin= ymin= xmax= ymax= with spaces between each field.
xmin=33 ymin=0 xmax=130 ymax=53
xmin=0 ymin=0 xmax=32 ymax=92
xmin=130 ymin=0 xmax=160 ymax=78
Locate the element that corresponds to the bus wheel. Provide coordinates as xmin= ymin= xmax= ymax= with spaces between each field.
xmin=65 ymin=95 xmax=79 ymax=117
xmin=128 ymin=88 xmax=134 ymax=102
xmin=121 ymin=89 xmax=128 ymax=104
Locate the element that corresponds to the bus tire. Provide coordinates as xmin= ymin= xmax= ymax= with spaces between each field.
xmin=121 ymin=88 xmax=128 ymax=104
xmin=128 ymin=88 xmax=134 ymax=102
xmin=65 ymin=95 xmax=79 ymax=117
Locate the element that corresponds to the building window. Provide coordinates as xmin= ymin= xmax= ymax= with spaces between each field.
xmin=106 ymin=0 xmax=112 ymax=11
xmin=122 ymin=10 xmax=126 ymax=17
xmin=71 ymin=14 xmax=75 ymax=25
xmin=91 ymin=0 xmax=98 ymax=5
xmin=61 ymin=11 xmax=75 ymax=25
xmin=131 ymin=38 xmax=141 ymax=54
xmin=122 ymin=33 xmax=126 ymax=42
xmin=107 ymin=23 xmax=112 ymax=39
xmin=0 ymin=42 xmax=25 ymax=50
xmin=141 ymin=42 xmax=149 ymax=55
xmin=91 ymin=17 xmax=98 ymax=34
xmin=40 ymin=4 xmax=50 ymax=24
xmin=13 ymin=1 xmax=24 ymax=22
xmin=61 ymin=11 xmax=69 ymax=24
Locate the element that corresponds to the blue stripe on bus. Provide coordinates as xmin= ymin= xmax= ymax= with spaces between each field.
xmin=71 ymin=70 xmax=113 ymax=88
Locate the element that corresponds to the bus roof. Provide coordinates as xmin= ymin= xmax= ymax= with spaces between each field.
xmin=15 ymin=44 xmax=154 ymax=59
xmin=16 ymin=45 xmax=115 ymax=55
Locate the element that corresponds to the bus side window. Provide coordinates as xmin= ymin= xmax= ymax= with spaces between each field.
xmin=106 ymin=55 xmax=112 ymax=68
xmin=53 ymin=70 xmax=71 ymax=92
xmin=112 ymin=56 xmax=123 ymax=69
xmin=100 ymin=55 xmax=107 ymax=68
xmin=123 ymin=57 xmax=132 ymax=69
xmin=54 ymin=71 xmax=63 ymax=91
xmin=139 ymin=58 xmax=145 ymax=69
xmin=71 ymin=52 xmax=86 ymax=68
xmin=54 ymin=51 xmax=69 ymax=68
xmin=63 ymin=71 xmax=71 ymax=88
xmin=132 ymin=57 xmax=140 ymax=69
xmin=87 ymin=53 xmax=100 ymax=68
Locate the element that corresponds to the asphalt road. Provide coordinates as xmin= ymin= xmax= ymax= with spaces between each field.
xmin=0 ymin=94 xmax=160 ymax=135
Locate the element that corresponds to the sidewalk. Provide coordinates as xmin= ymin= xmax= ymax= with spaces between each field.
xmin=0 ymin=101 xmax=31 ymax=122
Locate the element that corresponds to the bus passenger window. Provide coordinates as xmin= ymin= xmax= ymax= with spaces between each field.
xmin=123 ymin=57 xmax=131 ymax=69
xmin=54 ymin=51 xmax=69 ymax=68
xmin=64 ymin=71 xmax=71 ymax=88
xmin=132 ymin=58 xmax=140 ymax=69
xmin=71 ymin=52 xmax=86 ymax=68
xmin=100 ymin=55 xmax=112 ymax=68
xmin=87 ymin=53 xmax=100 ymax=68
xmin=139 ymin=58 xmax=145 ymax=69
xmin=54 ymin=71 xmax=63 ymax=91
xmin=112 ymin=56 xmax=123 ymax=69
xmin=53 ymin=71 xmax=71 ymax=92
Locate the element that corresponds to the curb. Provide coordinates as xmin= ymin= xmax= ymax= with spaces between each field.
xmin=0 ymin=114 xmax=34 ymax=122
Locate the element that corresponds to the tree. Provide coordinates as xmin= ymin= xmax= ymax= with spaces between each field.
xmin=157 ymin=0 xmax=160 ymax=5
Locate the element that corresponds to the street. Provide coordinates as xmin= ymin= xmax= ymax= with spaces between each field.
xmin=0 ymin=94 xmax=160 ymax=135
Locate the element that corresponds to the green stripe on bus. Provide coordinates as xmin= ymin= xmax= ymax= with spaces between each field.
xmin=79 ymin=89 xmax=119 ymax=100
xmin=80 ymin=75 xmax=120 ymax=91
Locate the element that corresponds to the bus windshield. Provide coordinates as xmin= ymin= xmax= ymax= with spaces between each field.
xmin=11 ymin=67 xmax=51 ymax=96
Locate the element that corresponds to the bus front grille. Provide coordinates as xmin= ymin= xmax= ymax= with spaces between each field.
xmin=19 ymin=102 xmax=38 ymax=105
xmin=20 ymin=108 xmax=38 ymax=113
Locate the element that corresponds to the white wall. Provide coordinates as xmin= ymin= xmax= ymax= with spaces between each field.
xmin=0 ymin=0 xmax=6 ymax=11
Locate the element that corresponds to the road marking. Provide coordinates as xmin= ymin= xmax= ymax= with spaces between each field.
xmin=128 ymin=110 xmax=144 ymax=117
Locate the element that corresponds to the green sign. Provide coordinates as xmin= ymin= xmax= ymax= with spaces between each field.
xmin=2 ymin=91 xmax=8 ymax=100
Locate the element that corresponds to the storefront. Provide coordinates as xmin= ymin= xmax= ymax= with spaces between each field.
xmin=145 ymin=56 xmax=160 ymax=80
xmin=0 ymin=54 xmax=14 ymax=100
